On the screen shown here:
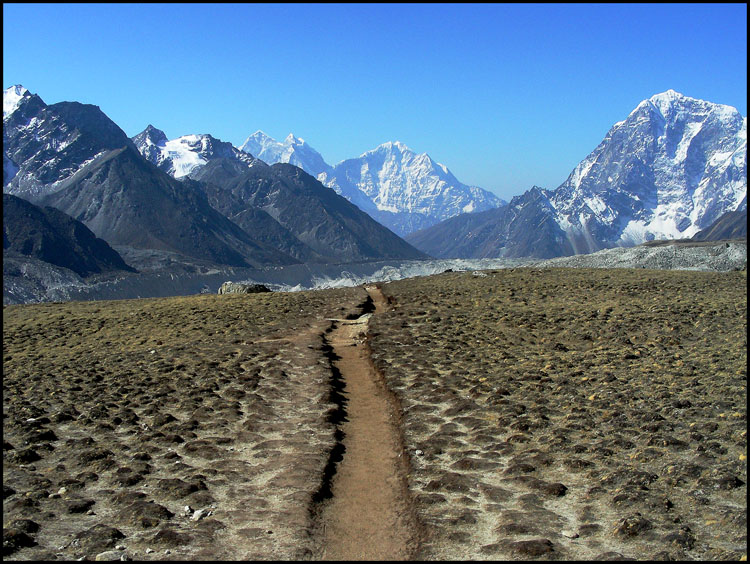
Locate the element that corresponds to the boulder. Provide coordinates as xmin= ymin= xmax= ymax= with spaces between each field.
xmin=217 ymin=282 xmax=271 ymax=295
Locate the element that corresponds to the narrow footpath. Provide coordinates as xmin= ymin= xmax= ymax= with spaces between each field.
xmin=315 ymin=285 xmax=421 ymax=560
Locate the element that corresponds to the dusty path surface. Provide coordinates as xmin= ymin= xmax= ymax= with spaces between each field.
xmin=314 ymin=285 xmax=422 ymax=560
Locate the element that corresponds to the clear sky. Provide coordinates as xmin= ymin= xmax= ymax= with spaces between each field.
xmin=3 ymin=3 xmax=747 ymax=201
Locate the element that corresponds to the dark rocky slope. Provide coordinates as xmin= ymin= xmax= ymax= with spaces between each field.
xmin=3 ymin=193 xmax=135 ymax=276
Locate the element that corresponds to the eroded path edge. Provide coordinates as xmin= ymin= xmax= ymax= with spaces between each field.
xmin=308 ymin=284 xmax=423 ymax=560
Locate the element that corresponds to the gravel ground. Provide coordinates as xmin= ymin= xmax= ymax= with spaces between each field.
xmin=369 ymin=268 xmax=747 ymax=560
xmin=3 ymin=266 xmax=747 ymax=561
xmin=3 ymin=287 xmax=371 ymax=560
xmin=535 ymin=241 xmax=746 ymax=272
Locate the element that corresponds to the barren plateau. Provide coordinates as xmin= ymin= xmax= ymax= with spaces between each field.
xmin=3 ymin=267 xmax=747 ymax=561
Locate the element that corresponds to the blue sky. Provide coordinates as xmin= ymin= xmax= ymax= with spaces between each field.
xmin=3 ymin=3 xmax=747 ymax=201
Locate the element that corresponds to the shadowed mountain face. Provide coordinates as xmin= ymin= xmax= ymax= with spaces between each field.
xmin=692 ymin=204 xmax=747 ymax=241
xmin=3 ymin=193 xmax=136 ymax=276
xmin=37 ymin=147 xmax=299 ymax=268
xmin=4 ymin=96 xmax=136 ymax=198
xmin=3 ymin=89 xmax=298 ymax=268
xmin=189 ymin=159 xmax=430 ymax=263
xmin=406 ymin=187 xmax=576 ymax=259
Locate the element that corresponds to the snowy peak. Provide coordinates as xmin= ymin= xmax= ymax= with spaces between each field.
xmin=133 ymin=130 xmax=258 ymax=178
xmin=630 ymin=89 xmax=743 ymax=127
xmin=238 ymin=130 xmax=274 ymax=155
xmin=366 ymin=140 xmax=413 ymax=156
xmin=409 ymin=90 xmax=745 ymax=260
xmin=3 ymin=85 xmax=30 ymax=118
xmin=552 ymin=90 xmax=746 ymax=249
xmin=133 ymin=124 xmax=168 ymax=147
xmin=647 ymin=88 xmax=684 ymax=116
xmin=284 ymin=132 xmax=306 ymax=146
xmin=322 ymin=139 xmax=504 ymax=235
xmin=131 ymin=125 xmax=168 ymax=164
xmin=237 ymin=131 xmax=504 ymax=236
xmin=238 ymin=130 xmax=331 ymax=177
xmin=4 ymin=88 xmax=134 ymax=199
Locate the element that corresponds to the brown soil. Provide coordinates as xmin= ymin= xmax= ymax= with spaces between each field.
xmin=2 ymin=287 xmax=373 ymax=560
xmin=3 ymin=267 xmax=747 ymax=561
xmin=311 ymin=285 xmax=421 ymax=560
xmin=369 ymin=268 xmax=747 ymax=561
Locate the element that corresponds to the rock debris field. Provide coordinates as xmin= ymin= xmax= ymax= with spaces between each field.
xmin=3 ymin=267 xmax=747 ymax=561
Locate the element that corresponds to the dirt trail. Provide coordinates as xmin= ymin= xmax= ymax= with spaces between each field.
xmin=315 ymin=285 xmax=421 ymax=560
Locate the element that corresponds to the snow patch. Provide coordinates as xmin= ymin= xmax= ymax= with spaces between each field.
xmin=163 ymin=136 xmax=207 ymax=178
xmin=3 ymin=85 xmax=28 ymax=118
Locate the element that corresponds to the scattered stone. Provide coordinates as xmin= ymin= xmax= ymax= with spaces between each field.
xmin=151 ymin=528 xmax=193 ymax=547
xmin=423 ymin=471 xmax=475 ymax=493
xmin=7 ymin=519 xmax=40 ymax=535
xmin=664 ymin=526 xmax=696 ymax=550
xmin=3 ymin=528 xmax=36 ymax=555
xmin=94 ymin=550 xmax=125 ymax=561
xmin=66 ymin=498 xmax=96 ymax=514
xmin=507 ymin=538 xmax=555 ymax=556
xmin=116 ymin=501 xmax=174 ymax=528
xmin=191 ymin=508 xmax=212 ymax=521
xmin=155 ymin=478 xmax=202 ymax=500
xmin=7 ymin=447 xmax=41 ymax=464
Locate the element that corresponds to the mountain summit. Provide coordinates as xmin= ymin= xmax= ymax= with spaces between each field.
xmin=133 ymin=129 xmax=259 ymax=178
xmin=3 ymin=85 xmax=29 ymax=118
xmin=239 ymin=131 xmax=332 ymax=178
xmin=237 ymin=133 xmax=505 ymax=236
xmin=549 ymin=89 xmax=746 ymax=248
xmin=408 ymin=90 xmax=747 ymax=259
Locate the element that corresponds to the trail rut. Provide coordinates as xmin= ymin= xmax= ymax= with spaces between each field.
xmin=313 ymin=285 xmax=421 ymax=560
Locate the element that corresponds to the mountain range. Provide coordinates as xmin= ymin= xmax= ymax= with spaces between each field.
xmin=407 ymin=90 xmax=746 ymax=258
xmin=238 ymin=132 xmax=506 ymax=236
xmin=3 ymin=84 xmax=746 ymax=294
xmin=3 ymin=85 xmax=427 ymax=274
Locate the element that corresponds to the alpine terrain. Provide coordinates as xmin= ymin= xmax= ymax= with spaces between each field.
xmin=3 ymin=88 xmax=296 ymax=269
xmin=238 ymin=131 xmax=505 ymax=236
xmin=132 ymin=126 xmax=428 ymax=264
xmin=407 ymin=90 xmax=747 ymax=259
xmin=4 ymin=85 xmax=426 ymax=283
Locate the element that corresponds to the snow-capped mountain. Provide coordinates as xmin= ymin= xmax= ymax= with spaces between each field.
xmin=550 ymin=89 xmax=746 ymax=251
xmin=132 ymin=127 xmax=259 ymax=178
xmin=4 ymin=86 xmax=426 ymax=270
xmin=3 ymin=86 xmax=300 ymax=268
xmin=239 ymin=131 xmax=332 ymax=178
xmin=320 ymin=141 xmax=505 ymax=235
xmin=237 ymin=133 xmax=505 ymax=236
xmin=408 ymin=90 xmax=747 ymax=259
xmin=3 ymin=85 xmax=137 ymax=200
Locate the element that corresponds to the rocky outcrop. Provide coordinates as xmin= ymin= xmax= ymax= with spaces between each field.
xmin=218 ymin=282 xmax=271 ymax=294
